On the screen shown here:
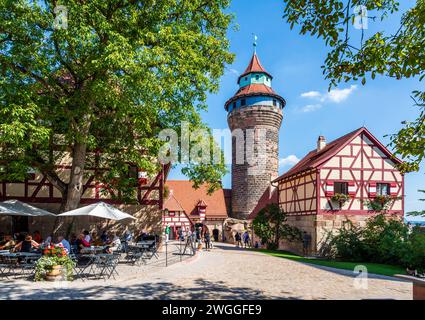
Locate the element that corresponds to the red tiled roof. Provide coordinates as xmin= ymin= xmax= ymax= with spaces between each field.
xmin=247 ymin=187 xmax=278 ymax=220
xmin=163 ymin=193 xmax=185 ymax=212
xmin=165 ymin=181 xmax=229 ymax=218
xmin=273 ymin=127 xmax=403 ymax=182
xmin=224 ymin=84 xmax=285 ymax=110
xmin=238 ymin=53 xmax=272 ymax=81
xmin=235 ymin=83 xmax=276 ymax=97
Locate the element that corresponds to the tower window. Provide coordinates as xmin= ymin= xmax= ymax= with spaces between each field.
xmin=241 ymin=99 xmax=246 ymax=106
xmin=273 ymin=99 xmax=277 ymax=106
xmin=255 ymin=75 xmax=259 ymax=80
xmin=233 ymin=102 xmax=236 ymax=109
xmin=245 ymin=77 xmax=248 ymax=81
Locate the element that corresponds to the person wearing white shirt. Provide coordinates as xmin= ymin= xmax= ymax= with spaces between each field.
xmin=83 ymin=230 xmax=91 ymax=243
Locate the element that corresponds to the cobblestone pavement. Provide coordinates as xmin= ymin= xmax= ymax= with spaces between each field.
xmin=0 ymin=243 xmax=412 ymax=300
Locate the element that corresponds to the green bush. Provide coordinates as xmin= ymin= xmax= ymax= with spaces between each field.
xmin=328 ymin=221 xmax=367 ymax=261
xmin=327 ymin=214 xmax=414 ymax=267
xmin=402 ymin=227 xmax=425 ymax=274
xmin=362 ymin=214 xmax=409 ymax=265
xmin=252 ymin=204 xmax=302 ymax=250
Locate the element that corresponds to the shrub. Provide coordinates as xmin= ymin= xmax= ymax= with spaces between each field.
xmin=327 ymin=221 xmax=367 ymax=261
xmin=362 ymin=214 xmax=409 ymax=265
xmin=253 ymin=204 xmax=302 ymax=250
xmin=327 ymin=214 xmax=409 ymax=265
xmin=402 ymin=227 xmax=425 ymax=274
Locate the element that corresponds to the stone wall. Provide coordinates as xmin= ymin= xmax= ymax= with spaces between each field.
xmin=227 ymin=105 xmax=283 ymax=219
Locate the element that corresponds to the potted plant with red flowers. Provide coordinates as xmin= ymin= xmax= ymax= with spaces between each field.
xmin=34 ymin=244 xmax=75 ymax=281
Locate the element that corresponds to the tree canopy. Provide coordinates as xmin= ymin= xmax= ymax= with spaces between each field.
xmin=282 ymin=0 xmax=425 ymax=173
xmin=0 ymin=0 xmax=233 ymax=210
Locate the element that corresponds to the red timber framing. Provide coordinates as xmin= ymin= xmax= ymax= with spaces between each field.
xmin=0 ymin=163 xmax=171 ymax=209
xmin=277 ymin=169 xmax=317 ymax=216
xmin=276 ymin=128 xmax=404 ymax=216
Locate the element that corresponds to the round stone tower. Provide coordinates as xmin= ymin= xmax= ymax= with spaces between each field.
xmin=225 ymin=52 xmax=285 ymax=219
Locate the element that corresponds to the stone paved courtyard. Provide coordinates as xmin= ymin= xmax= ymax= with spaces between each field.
xmin=0 ymin=243 xmax=412 ymax=300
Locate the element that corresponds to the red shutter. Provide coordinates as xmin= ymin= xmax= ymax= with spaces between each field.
xmin=348 ymin=181 xmax=356 ymax=196
xmin=325 ymin=181 xmax=334 ymax=197
xmin=390 ymin=182 xmax=398 ymax=196
xmin=369 ymin=182 xmax=377 ymax=198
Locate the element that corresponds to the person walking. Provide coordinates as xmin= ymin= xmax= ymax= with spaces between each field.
xmin=204 ymin=230 xmax=211 ymax=251
xmin=243 ymin=231 xmax=250 ymax=248
xmin=165 ymin=224 xmax=171 ymax=242
xmin=234 ymin=232 xmax=242 ymax=247
xmin=302 ymin=231 xmax=312 ymax=256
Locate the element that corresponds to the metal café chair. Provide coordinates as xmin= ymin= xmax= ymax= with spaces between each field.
xmin=95 ymin=253 xmax=120 ymax=280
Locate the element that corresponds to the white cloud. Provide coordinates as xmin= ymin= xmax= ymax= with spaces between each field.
xmin=301 ymin=91 xmax=322 ymax=99
xmin=279 ymin=155 xmax=300 ymax=167
xmin=300 ymin=85 xmax=357 ymax=106
xmin=227 ymin=68 xmax=240 ymax=76
xmin=327 ymin=85 xmax=358 ymax=103
xmin=301 ymin=104 xmax=322 ymax=113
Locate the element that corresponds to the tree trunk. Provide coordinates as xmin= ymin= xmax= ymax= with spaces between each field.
xmin=64 ymin=142 xmax=88 ymax=211
xmin=56 ymin=142 xmax=88 ymax=238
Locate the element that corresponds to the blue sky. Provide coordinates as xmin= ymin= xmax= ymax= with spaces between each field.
xmin=168 ymin=0 xmax=424 ymax=213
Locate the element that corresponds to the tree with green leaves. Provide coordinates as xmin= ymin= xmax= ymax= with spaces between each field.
xmin=0 ymin=0 xmax=233 ymax=212
xmin=252 ymin=203 xmax=302 ymax=250
xmin=282 ymin=0 xmax=425 ymax=173
xmin=407 ymin=189 xmax=425 ymax=216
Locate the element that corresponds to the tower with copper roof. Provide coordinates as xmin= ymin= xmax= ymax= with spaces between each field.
xmin=225 ymin=50 xmax=285 ymax=219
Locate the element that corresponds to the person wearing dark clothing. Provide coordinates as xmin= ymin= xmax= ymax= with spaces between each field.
xmin=302 ymin=231 xmax=312 ymax=256
xmin=234 ymin=232 xmax=242 ymax=247
xmin=242 ymin=231 xmax=250 ymax=248
xmin=100 ymin=230 xmax=108 ymax=243
xmin=212 ymin=229 xmax=219 ymax=242
xmin=204 ymin=231 xmax=211 ymax=251
xmin=14 ymin=235 xmax=39 ymax=253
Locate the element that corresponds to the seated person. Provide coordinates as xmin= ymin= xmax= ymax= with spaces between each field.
xmin=0 ymin=235 xmax=16 ymax=251
xmin=33 ymin=230 xmax=42 ymax=243
xmin=105 ymin=233 xmax=121 ymax=254
xmin=14 ymin=235 xmax=39 ymax=253
xmin=83 ymin=230 xmax=91 ymax=243
xmin=75 ymin=233 xmax=91 ymax=253
xmin=100 ymin=230 xmax=108 ymax=243
xmin=91 ymin=232 xmax=103 ymax=246
xmin=56 ymin=236 xmax=71 ymax=254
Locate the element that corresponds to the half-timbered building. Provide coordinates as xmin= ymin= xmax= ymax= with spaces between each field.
xmin=273 ymin=127 xmax=404 ymax=255
xmin=162 ymin=180 xmax=230 ymax=241
xmin=0 ymin=151 xmax=170 ymax=237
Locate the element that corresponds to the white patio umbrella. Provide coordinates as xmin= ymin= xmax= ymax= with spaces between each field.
xmin=57 ymin=202 xmax=136 ymax=221
xmin=0 ymin=200 xmax=56 ymax=217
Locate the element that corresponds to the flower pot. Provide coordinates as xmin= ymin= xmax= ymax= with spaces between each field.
xmin=45 ymin=265 xmax=64 ymax=281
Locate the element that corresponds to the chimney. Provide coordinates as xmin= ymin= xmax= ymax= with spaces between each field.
xmin=317 ymin=136 xmax=326 ymax=152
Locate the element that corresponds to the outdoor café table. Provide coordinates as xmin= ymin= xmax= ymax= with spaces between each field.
xmin=80 ymin=246 xmax=106 ymax=255
xmin=135 ymin=241 xmax=158 ymax=259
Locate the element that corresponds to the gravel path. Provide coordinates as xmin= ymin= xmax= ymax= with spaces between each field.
xmin=0 ymin=243 xmax=411 ymax=300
